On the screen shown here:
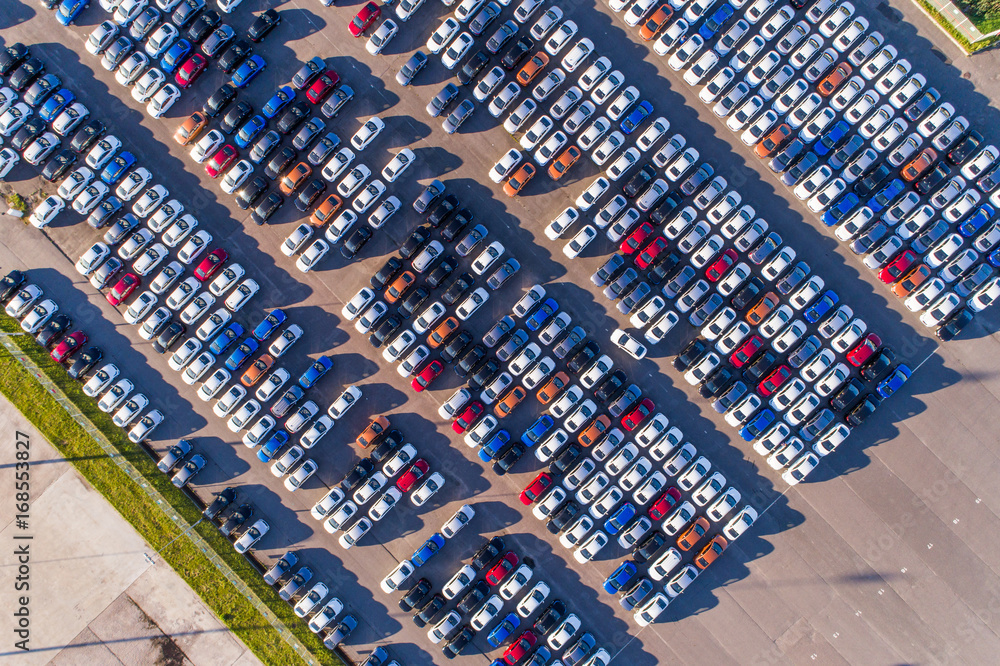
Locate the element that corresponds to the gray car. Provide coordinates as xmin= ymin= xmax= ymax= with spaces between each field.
xmin=443 ymin=99 xmax=475 ymax=134
xmin=427 ymin=83 xmax=459 ymax=118
xmin=170 ymin=454 xmax=205 ymax=488
xmin=156 ymin=438 xmax=192 ymax=473
xmin=396 ymin=51 xmax=428 ymax=86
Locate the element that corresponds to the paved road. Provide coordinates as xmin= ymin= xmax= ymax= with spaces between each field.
xmin=3 ymin=0 xmax=1000 ymax=664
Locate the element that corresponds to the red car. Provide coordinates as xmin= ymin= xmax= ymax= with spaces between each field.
xmin=50 ymin=330 xmax=87 ymax=363
xmin=452 ymin=400 xmax=484 ymax=433
xmin=486 ymin=551 xmax=518 ymax=585
xmin=107 ymin=273 xmax=140 ymax=305
xmin=519 ymin=472 xmax=552 ymax=505
xmin=396 ymin=459 xmax=429 ymax=492
xmin=648 ymin=487 xmax=683 ymax=520
xmin=205 ymin=144 xmax=238 ymax=178
xmin=349 ymin=2 xmax=381 ymax=37
xmin=411 ymin=359 xmax=444 ymax=392
xmin=758 ymin=365 xmax=791 ymax=396
xmin=175 ymin=53 xmax=207 ymax=88
xmin=195 ymin=248 xmax=229 ymax=281
xmin=878 ymin=249 xmax=917 ymax=284
xmin=730 ymin=335 xmax=763 ymax=368
xmin=306 ymin=71 xmax=341 ymax=104
xmin=621 ymin=397 xmax=654 ymax=431
xmin=620 ymin=222 xmax=653 ymax=255
xmin=634 ymin=236 xmax=667 ymax=269
xmin=503 ymin=631 xmax=537 ymax=665
xmin=847 ymin=333 xmax=881 ymax=366
xmin=706 ymin=248 xmax=738 ymax=282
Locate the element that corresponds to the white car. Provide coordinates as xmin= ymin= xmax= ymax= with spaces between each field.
xmin=221 ymin=160 xmax=254 ymax=194
xmin=147 ymin=84 xmax=180 ymax=118
xmin=350 ymin=117 xmax=385 ymax=151
xmin=611 ymin=328 xmax=647 ymax=359
xmin=28 ymin=196 xmax=65 ymax=229
xmin=441 ymin=504 xmax=475 ymax=538
xmin=411 ymin=472 xmax=445 ymax=506
xmin=563 ymin=225 xmax=597 ymax=259
xmin=225 ymin=279 xmax=259 ymax=312
xmin=191 ymin=130 xmax=224 ymax=164
xmin=366 ymin=19 xmax=399 ymax=55
xmin=131 ymin=68 xmax=165 ymax=103
xmin=441 ymin=32 xmax=475 ymax=69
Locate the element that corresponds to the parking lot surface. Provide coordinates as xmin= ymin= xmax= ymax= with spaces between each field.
xmin=4 ymin=0 xmax=1000 ymax=664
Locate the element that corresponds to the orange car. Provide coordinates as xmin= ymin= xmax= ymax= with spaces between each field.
xmin=386 ymin=271 xmax=415 ymax=304
xmin=279 ymin=162 xmax=312 ymax=195
xmin=892 ymin=264 xmax=932 ymax=298
xmin=504 ymin=163 xmax=536 ymax=197
xmin=174 ymin=112 xmax=207 ymax=146
xmin=901 ymin=147 xmax=938 ymax=181
xmin=746 ymin=292 xmax=779 ymax=325
xmin=428 ymin=317 xmax=459 ymax=348
xmin=639 ymin=4 xmax=674 ymax=41
xmin=694 ymin=535 xmax=727 ymax=569
xmin=517 ymin=52 xmax=549 ymax=85
xmin=578 ymin=414 xmax=611 ymax=446
xmin=494 ymin=385 xmax=527 ymax=418
xmin=537 ymin=371 xmax=569 ymax=404
xmin=548 ymin=145 xmax=581 ymax=180
xmin=357 ymin=415 xmax=389 ymax=447
xmin=755 ymin=124 xmax=791 ymax=158
xmin=817 ymin=62 xmax=852 ymax=96
xmin=310 ymin=193 xmax=343 ymax=227
xmin=240 ymin=354 xmax=274 ymax=386
xmin=677 ymin=516 xmax=710 ymax=551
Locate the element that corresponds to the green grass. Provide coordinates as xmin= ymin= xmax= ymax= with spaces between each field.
xmin=957 ymin=1 xmax=1000 ymax=34
xmin=0 ymin=323 xmax=344 ymax=666
xmin=916 ymin=0 xmax=1000 ymax=52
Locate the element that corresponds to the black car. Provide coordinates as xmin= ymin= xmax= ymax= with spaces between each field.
xmin=501 ymin=37 xmax=533 ymax=70
xmin=87 ymin=194 xmax=122 ymax=231
xmin=547 ymin=501 xmax=581 ymax=534
xmin=486 ymin=20 xmax=517 ymax=53
xmin=427 ymin=194 xmax=460 ymax=227
xmin=854 ymin=163 xmax=891 ymax=197
xmin=236 ymin=176 xmax=268 ymax=210
xmin=442 ymin=626 xmax=474 ymax=659
xmin=595 ymin=369 xmax=627 ymax=403
xmin=68 ymin=346 xmax=103 ymax=380
xmin=700 ymin=365 xmax=735 ymax=399
xmin=830 ymin=377 xmax=865 ymax=412
xmin=187 ymin=10 xmax=221 ymax=43
xmin=220 ymin=100 xmax=253 ymax=134
xmin=0 ymin=43 xmax=29 ymax=77
xmin=860 ymin=348 xmax=895 ymax=382
xmin=469 ymin=359 xmax=500 ymax=390
xmin=903 ymin=87 xmax=939 ymax=122
xmin=414 ymin=180 xmax=445 ymax=213
xmin=340 ymin=458 xmax=375 ymax=492
xmin=647 ymin=251 xmax=682 ymax=285
xmin=399 ymin=578 xmax=431 ymax=612
xmin=204 ymin=83 xmax=237 ymax=118
xmin=370 ymin=256 xmax=402 ymax=290
xmin=10 ymin=57 xmax=44 ymax=91
xmin=775 ymin=261 xmax=809 ymax=295
xmin=426 ymin=257 xmax=457 ymax=289
xmin=41 ymin=150 xmax=77 ymax=182
xmin=533 ymin=600 xmax=567 ymax=635
xmin=567 ymin=340 xmax=600 ymax=373
xmin=947 ymin=130 xmax=984 ymax=165
xmin=277 ymin=102 xmax=310 ymax=135
xmin=153 ymin=322 xmax=186 ymax=353
xmin=171 ymin=0 xmax=205 ymax=28
xmin=632 ymin=530 xmax=667 ymax=563
xmin=493 ymin=441 xmax=525 ymax=475
xmin=441 ymin=331 xmax=473 ymax=363
xmin=264 ymin=146 xmax=295 ymax=180
xmin=441 ymin=212 xmax=470 ymax=242
xmin=470 ymin=536 xmax=505 ymax=570
xmin=0 ymin=270 xmax=26 ymax=303
xmin=846 ymin=395 xmax=880 ymax=426
xmin=368 ymin=315 xmax=401 ymax=348
xmin=398 ymin=287 xmax=429 ymax=320
xmin=413 ymin=594 xmax=446 ymax=627
xmin=914 ymin=162 xmax=951 ymax=195
xmin=456 ymin=581 xmax=489 ymax=614
xmin=456 ymin=344 xmax=486 ymax=377
xmin=648 ymin=193 xmax=681 ymax=225
xmin=553 ymin=325 xmax=586 ymax=360
xmin=731 ymin=276 xmax=764 ymax=310
xmin=219 ymin=39 xmax=252 ymax=73
xmin=341 ymin=226 xmax=372 ymax=259
xmin=24 ymin=73 xmax=59 ymax=108
xmin=219 ymin=503 xmax=253 ymax=537
xmin=936 ymin=306 xmax=974 ymax=341
xmin=295 ymin=179 xmax=326 ymax=212
xmin=70 ymin=119 xmax=106 ymax=154
xmin=251 ymin=192 xmax=283 ymax=225
xmin=549 ymin=443 xmax=583 ymax=475
xmin=248 ymin=8 xmax=281 ymax=42
xmin=427 ymin=83 xmax=459 ymax=118
xmin=369 ymin=430 xmax=402 ymax=463
xmin=457 ymin=51 xmax=490 ymax=86
xmin=400 ymin=225 xmax=432 ymax=258
xmin=12 ymin=117 xmax=46 ymax=152
xmin=673 ymin=338 xmax=707 ymax=371
xmin=203 ymin=487 xmax=236 ymax=521
xmin=35 ymin=313 xmax=71 ymax=348
xmin=623 ymin=164 xmax=656 ymax=198
xmin=104 ymin=214 xmax=140 ymax=246
xmin=744 ymin=350 xmax=778 ymax=382
xmin=201 ymin=24 xmax=235 ymax=57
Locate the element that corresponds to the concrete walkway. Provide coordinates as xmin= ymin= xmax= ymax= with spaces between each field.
xmin=912 ymin=0 xmax=992 ymax=47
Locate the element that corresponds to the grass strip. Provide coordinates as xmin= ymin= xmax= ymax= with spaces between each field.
xmin=0 ymin=321 xmax=344 ymax=666
xmin=914 ymin=0 xmax=1000 ymax=53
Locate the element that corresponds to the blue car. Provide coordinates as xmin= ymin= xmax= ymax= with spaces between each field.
xmin=740 ymin=409 xmax=775 ymax=442
xmin=410 ymin=533 xmax=445 ymax=566
xmin=603 ymin=561 xmax=637 ymax=594
xmin=814 ymin=120 xmax=849 ymax=157
xmin=525 ymin=298 xmax=559 ymax=331
xmin=298 ymin=355 xmax=332 ymax=388
xmin=232 ymin=55 xmax=266 ymax=89
xmin=486 ymin=612 xmax=520 ymax=648
xmin=39 ymin=89 xmax=74 ymax=123
xmin=56 ymin=0 xmax=89 ymax=25
xmin=604 ymin=503 xmax=636 ymax=536
xmin=100 ymin=151 xmax=136 ymax=184
xmin=869 ymin=178 xmax=905 ymax=214
xmin=821 ymin=192 xmax=859 ymax=227
xmin=804 ymin=290 xmax=838 ymax=323
xmin=958 ymin=204 xmax=996 ymax=237
xmin=256 ymin=430 xmax=289 ymax=462
xmin=520 ymin=414 xmax=554 ymax=447
xmin=161 ymin=39 xmax=192 ymax=75
xmin=252 ymin=309 xmax=287 ymax=341
xmin=990 ymin=248 xmax=1000 ymax=268
xmin=235 ymin=115 xmax=266 ymax=149
xmin=698 ymin=3 xmax=735 ymax=40
xmin=263 ymin=86 xmax=295 ymax=119
xmin=225 ymin=339 xmax=259 ymax=371
xmin=621 ymin=100 xmax=653 ymax=135
xmin=876 ymin=364 xmax=911 ymax=399
xmin=479 ymin=430 xmax=511 ymax=462
xmin=210 ymin=322 xmax=245 ymax=355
